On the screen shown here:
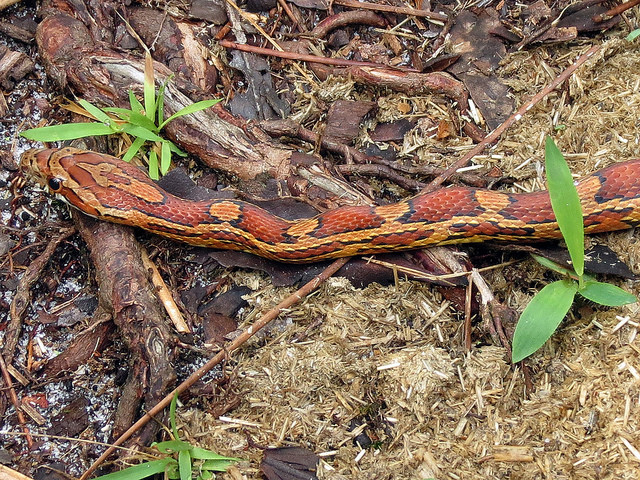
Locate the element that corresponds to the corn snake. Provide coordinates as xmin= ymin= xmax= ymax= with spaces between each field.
xmin=20 ymin=147 xmax=640 ymax=263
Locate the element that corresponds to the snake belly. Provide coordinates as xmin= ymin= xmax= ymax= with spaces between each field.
xmin=20 ymin=147 xmax=640 ymax=263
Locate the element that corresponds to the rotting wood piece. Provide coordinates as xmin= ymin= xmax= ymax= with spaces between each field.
xmin=74 ymin=212 xmax=176 ymax=444
xmin=35 ymin=9 xmax=293 ymax=181
xmin=0 ymin=45 xmax=35 ymax=90
xmin=124 ymin=6 xmax=218 ymax=92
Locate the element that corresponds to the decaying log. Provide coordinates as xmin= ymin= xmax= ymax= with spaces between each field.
xmin=35 ymin=11 xmax=293 ymax=181
xmin=75 ymin=212 xmax=176 ymax=443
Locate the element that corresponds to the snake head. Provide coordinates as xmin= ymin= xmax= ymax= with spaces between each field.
xmin=20 ymin=147 xmax=175 ymax=223
xmin=20 ymin=148 xmax=63 ymax=192
xmin=20 ymin=147 xmax=106 ymax=217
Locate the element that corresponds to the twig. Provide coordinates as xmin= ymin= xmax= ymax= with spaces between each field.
xmin=276 ymin=0 xmax=306 ymax=32
xmin=0 ymin=354 xmax=32 ymax=448
xmin=5 ymin=227 xmax=77 ymax=358
xmin=332 ymin=0 xmax=448 ymax=22
xmin=464 ymin=272 xmax=473 ymax=351
xmin=219 ymin=40 xmax=419 ymax=71
xmin=423 ymin=44 xmax=602 ymax=193
xmin=80 ymin=257 xmax=350 ymax=480
xmin=337 ymin=163 xmax=425 ymax=191
xmin=593 ymin=0 xmax=640 ymax=22
xmin=259 ymin=119 xmax=488 ymax=188
xmin=140 ymin=249 xmax=190 ymax=334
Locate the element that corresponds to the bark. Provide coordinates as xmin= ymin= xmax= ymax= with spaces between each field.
xmin=75 ymin=212 xmax=176 ymax=443
xmin=35 ymin=7 xmax=293 ymax=180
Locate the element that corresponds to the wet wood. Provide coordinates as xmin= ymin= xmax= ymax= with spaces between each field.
xmin=43 ymin=318 xmax=113 ymax=377
xmin=35 ymin=10 xmax=293 ymax=181
xmin=74 ymin=212 xmax=176 ymax=443
xmin=0 ymin=45 xmax=34 ymax=89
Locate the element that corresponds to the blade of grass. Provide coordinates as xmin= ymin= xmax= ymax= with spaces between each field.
xmin=190 ymin=447 xmax=241 ymax=461
xmin=122 ymin=136 xmax=147 ymax=163
xmin=512 ymin=279 xmax=577 ymax=363
xmin=78 ymin=99 xmax=113 ymax=125
xmin=21 ymin=123 xmax=115 ymax=141
xmin=545 ymin=137 xmax=584 ymax=277
xmin=201 ymin=459 xmax=241 ymax=471
xmin=148 ymin=150 xmax=159 ymax=180
xmin=154 ymin=440 xmax=192 ymax=453
xmin=144 ymin=51 xmax=156 ymax=122
xmin=129 ymin=90 xmax=144 ymax=115
xmin=158 ymin=99 xmax=219 ymax=130
xmin=579 ymin=281 xmax=637 ymax=306
xmin=157 ymin=77 xmax=170 ymax=125
xmin=531 ymin=254 xmax=577 ymax=278
xmin=178 ymin=450 xmax=192 ymax=480
xmin=92 ymin=458 xmax=176 ymax=480
xmin=160 ymin=141 xmax=172 ymax=175
xmin=121 ymin=124 xmax=165 ymax=143
xmin=103 ymin=108 xmax=159 ymax=132
xmin=169 ymin=393 xmax=179 ymax=439
xmin=165 ymin=140 xmax=186 ymax=156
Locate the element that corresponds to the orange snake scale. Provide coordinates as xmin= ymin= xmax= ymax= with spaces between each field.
xmin=21 ymin=147 xmax=640 ymax=263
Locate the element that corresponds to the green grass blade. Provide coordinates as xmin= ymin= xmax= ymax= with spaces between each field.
xmin=122 ymin=136 xmax=146 ymax=163
xmin=627 ymin=29 xmax=640 ymax=42
xmin=102 ymin=107 xmax=133 ymax=121
xmin=579 ymin=281 xmax=638 ymax=306
xmin=170 ymin=392 xmax=179 ymax=439
xmin=21 ymin=123 xmax=115 ymax=141
xmin=178 ymin=450 xmax=192 ymax=480
xmin=158 ymin=99 xmax=220 ymax=130
xmin=148 ymin=150 xmax=159 ymax=180
xmin=531 ymin=254 xmax=576 ymax=278
xmin=144 ymin=52 xmax=156 ymax=122
xmin=512 ymin=280 xmax=578 ymax=363
xmin=129 ymin=90 xmax=144 ymax=114
xmin=121 ymin=124 xmax=165 ymax=142
xmin=190 ymin=447 xmax=241 ymax=461
xmin=201 ymin=459 xmax=240 ymax=471
xmin=78 ymin=99 xmax=112 ymax=125
xmin=157 ymin=77 xmax=170 ymax=124
xmin=160 ymin=141 xmax=172 ymax=175
xmin=154 ymin=439 xmax=191 ymax=453
xmin=91 ymin=458 xmax=176 ymax=480
xmin=545 ymin=137 xmax=584 ymax=276
xmin=166 ymin=140 xmax=186 ymax=156
xmin=103 ymin=108 xmax=159 ymax=132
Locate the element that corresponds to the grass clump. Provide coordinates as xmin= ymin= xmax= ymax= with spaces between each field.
xmin=21 ymin=53 xmax=219 ymax=179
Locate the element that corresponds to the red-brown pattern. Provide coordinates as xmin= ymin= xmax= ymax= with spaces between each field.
xmin=20 ymin=147 xmax=640 ymax=263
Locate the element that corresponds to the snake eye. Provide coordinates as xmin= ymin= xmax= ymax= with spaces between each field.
xmin=48 ymin=177 xmax=63 ymax=191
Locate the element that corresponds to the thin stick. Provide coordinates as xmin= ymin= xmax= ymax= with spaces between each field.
xmin=593 ymin=0 xmax=640 ymax=22
xmin=424 ymin=44 xmax=602 ymax=192
xmin=332 ymin=0 xmax=448 ymax=22
xmin=219 ymin=40 xmax=419 ymax=72
xmin=140 ymin=249 xmax=190 ymax=334
xmin=0 ymin=354 xmax=32 ymax=448
xmin=80 ymin=257 xmax=349 ymax=480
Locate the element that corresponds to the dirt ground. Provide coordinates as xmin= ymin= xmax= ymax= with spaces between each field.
xmin=2 ymin=1 xmax=640 ymax=479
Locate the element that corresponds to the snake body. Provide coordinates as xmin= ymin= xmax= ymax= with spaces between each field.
xmin=21 ymin=147 xmax=640 ymax=263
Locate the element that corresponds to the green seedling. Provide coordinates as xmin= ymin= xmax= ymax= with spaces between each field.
xmin=93 ymin=394 xmax=240 ymax=480
xmin=21 ymin=52 xmax=219 ymax=179
xmin=511 ymin=137 xmax=637 ymax=362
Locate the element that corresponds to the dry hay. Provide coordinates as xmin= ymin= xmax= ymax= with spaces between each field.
xmin=179 ymin=31 xmax=640 ymax=480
